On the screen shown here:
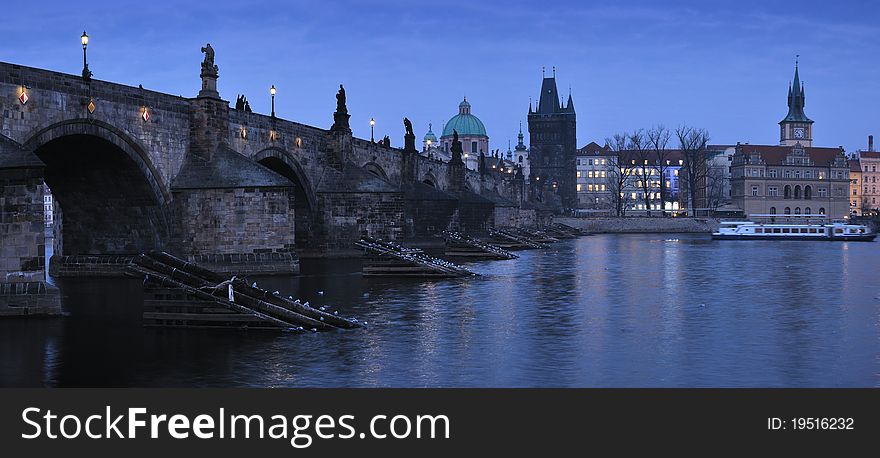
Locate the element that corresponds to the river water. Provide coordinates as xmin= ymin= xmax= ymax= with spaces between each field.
xmin=2 ymin=234 xmax=879 ymax=387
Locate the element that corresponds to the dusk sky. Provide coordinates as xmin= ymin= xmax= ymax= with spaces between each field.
xmin=3 ymin=0 xmax=878 ymax=153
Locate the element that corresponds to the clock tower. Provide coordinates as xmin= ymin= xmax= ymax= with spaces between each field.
xmin=779 ymin=59 xmax=813 ymax=147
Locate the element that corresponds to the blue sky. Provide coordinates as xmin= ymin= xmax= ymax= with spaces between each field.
xmin=2 ymin=0 xmax=878 ymax=153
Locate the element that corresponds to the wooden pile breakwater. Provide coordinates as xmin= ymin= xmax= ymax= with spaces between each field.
xmin=486 ymin=228 xmax=550 ymax=250
xmin=442 ymin=231 xmax=518 ymax=260
xmin=125 ymin=251 xmax=362 ymax=331
xmin=546 ymin=222 xmax=589 ymax=238
xmin=356 ymin=237 xmax=478 ymax=278
xmin=509 ymin=227 xmax=560 ymax=244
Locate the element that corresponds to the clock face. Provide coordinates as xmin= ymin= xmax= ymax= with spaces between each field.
xmin=794 ymin=127 xmax=805 ymax=139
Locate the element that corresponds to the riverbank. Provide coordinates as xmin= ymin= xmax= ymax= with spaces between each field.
xmin=556 ymin=216 xmax=719 ymax=234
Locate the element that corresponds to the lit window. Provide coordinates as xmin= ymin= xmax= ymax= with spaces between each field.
xmin=577 ymin=184 xmax=582 ymax=192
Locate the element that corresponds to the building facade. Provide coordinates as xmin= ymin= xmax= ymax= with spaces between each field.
xmin=849 ymin=157 xmax=862 ymax=216
xmin=859 ymin=150 xmax=880 ymax=215
xmin=527 ymin=73 xmax=577 ymax=210
xmin=730 ymin=143 xmax=850 ymax=218
xmin=575 ymin=142 xmax=612 ymax=209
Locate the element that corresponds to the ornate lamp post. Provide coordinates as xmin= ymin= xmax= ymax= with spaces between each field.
xmin=270 ymin=85 xmax=276 ymax=118
xmin=370 ymin=118 xmax=375 ymax=142
xmin=81 ymin=31 xmax=91 ymax=81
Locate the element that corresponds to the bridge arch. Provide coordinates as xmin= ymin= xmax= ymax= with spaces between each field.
xmin=24 ymin=119 xmax=170 ymax=257
xmin=362 ymin=161 xmax=388 ymax=180
xmin=253 ymin=147 xmax=317 ymax=248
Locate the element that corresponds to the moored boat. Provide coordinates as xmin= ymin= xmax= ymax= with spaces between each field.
xmin=712 ymin=215 xmax=876 ymax=241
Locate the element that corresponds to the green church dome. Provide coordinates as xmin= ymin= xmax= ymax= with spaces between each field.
xmin=441 ymin=98 xmax=487 ymax=138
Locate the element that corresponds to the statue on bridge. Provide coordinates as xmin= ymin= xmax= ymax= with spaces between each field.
xmin=331 ymin=84 xmax=351 ymax=132
xmin=200 ymin=43 xmax=218 ymax=77
xmin=403 ymin=117 xmax=416 ymax=152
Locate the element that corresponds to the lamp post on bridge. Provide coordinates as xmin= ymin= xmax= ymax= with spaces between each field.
xmin=370 ymin=118 xmax=375 ymax=142
xmin=270 ymin=85 xmax=276 ymax=118
xmin=81 ymin=31 xmax=92 ymax=81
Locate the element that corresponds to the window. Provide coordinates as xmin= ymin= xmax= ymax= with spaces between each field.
xmin=577 ymin=184 xmax=583 ymax=192
xmin=755 ymin=228 xmax=763 ymax=234
xmin=769 ymin=169 xmax=778 ymax=178
xmin=794 ymin=207 xmax=801 ymax=215
xmin=784 ymin=185 xmax=792 ymax=199
xmin=588 ymin=171 xmax=594 ymax=178
xmin=784 ymin=170 xmax=791 ymax=178
xmin=784 ymin=207 xmax=791 ymax=214
xmin=805 ymin=207 xmax=811 ymax=215
xmin=818 ymin=187 xmax=827 ymax=197
xmin=769 ymin=207 xmax=776 ymax=215
xmin=471 ymin=141 xmax=477 ymax=154
xmin=804 ymin=170 xmax=811 ymax=178
xmin=576 ymin=171 xmax=582 ymax=178
xmin=819 ymin=208 xmax=825 ymax=215
xmin=751 ymin=186 xmax=759 ymax=196
xmin=809 ymin=228 xmax=817 ymax=233
xmin=804 ymin=185 xmax=812 ymax=200
xmin=600 ymin=171 xmax=606 ymax=178
xmin=601 ymin=184 xmax=606 ymax=191
xmin=794 ymin=185 xmax=801 ymax=199
xmin=782 ymin=228 xmax=790 ymax=233
xmin=588 ymin=159 xmax=593 ymax=165
xmin=795 ymin=170 xmax=801 ymax=178
xmin=773 ymin=228 xmax=781 ymax=234
xmin=768 ymin=187 xmax=778 ymax=197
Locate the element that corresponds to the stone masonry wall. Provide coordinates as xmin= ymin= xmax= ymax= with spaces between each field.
xmin=316 ymin=192 xmax=405 ymax=251
xmin=0 ymin=167 xmax=60 ymax=315
xmin=171 ymin=187 xmax=298 ymax=273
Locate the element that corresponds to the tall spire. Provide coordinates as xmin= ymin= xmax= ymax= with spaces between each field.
xmin=780 ymin=57 xmax=812 ymax=124
xmin=515 ymin=121 xmax=527 ymax=151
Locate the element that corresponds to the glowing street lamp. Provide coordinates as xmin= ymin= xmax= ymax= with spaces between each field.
xmin=81 ymin=31 xmax=92 ymax=81
xmin=270 ymin=85 xmax=276 ymax=118
xmin=370 ymin=118 xmax=375 ymax=142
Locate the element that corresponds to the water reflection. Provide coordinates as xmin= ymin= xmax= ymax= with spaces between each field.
xmin=1 ymin=234 xmax=879 ymax=387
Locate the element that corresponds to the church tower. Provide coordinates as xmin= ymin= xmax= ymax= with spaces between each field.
xmin=779 ymin=59 xmax=813 ymax=147
xmin=527 ymin=68 xmax=577 ymax=209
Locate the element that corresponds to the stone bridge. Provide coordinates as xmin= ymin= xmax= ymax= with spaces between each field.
xmin=0 ymin=47 xmax=540 ymax=313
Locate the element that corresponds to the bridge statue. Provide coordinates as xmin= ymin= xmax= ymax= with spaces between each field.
xmin=331 ymin=84 xmax=351 ymax=132
xmin=200 ymin=43 xmax=218 ymax=76
xmin=403 ymin=117 xmax=416 ymax=152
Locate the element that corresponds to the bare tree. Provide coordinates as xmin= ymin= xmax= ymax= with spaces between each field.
xmin=675 ymin=125 xmax=711 ymax=216
xmin=628 ymin=130 xmax=655 ymax=216
xmin=604 ymin=132 xmax=637 ymax=217
xmin=704 ymin=165 xmax=727 ymax=212
xmin=647 ymin=125 xmax=672 ymax=214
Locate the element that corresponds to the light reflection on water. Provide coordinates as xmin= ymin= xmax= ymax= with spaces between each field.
xmin=2 ymin=233 xmax=879 ymax=387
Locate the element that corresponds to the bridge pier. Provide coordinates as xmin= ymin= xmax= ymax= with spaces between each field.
xmin=0 ymin=139 xmax=60 ymax=316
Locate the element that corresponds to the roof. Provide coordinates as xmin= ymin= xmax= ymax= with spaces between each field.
xmin=441 ymin=113 xmax=487 ymax=138
xmin=315 ymin=162 xmax=401 ymax=194
xmin=735 ymin=144 xmax=844 ymax=167
xmin=577 ymin=142 xmax=608 ymax=156
xmin=0 ymin=135 xmax=44 ymax=169
xmin=403 ymin=181 xmax=457 ymax=201
xmin=171 ymin=143 xmax=292 ymax=190
xmin=423 ymin=123 xmax=438 ymax=142
xmin=780 ymin=64 xmax=813 ymax=124
xmin=859 ymin=151 xmax=880 ymax=159
xmin=849 ymin=159 xmax=862 ymax=172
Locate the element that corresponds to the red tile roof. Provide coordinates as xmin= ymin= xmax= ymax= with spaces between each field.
xmin=735 ymin=144 xmax=845 ymax=166
xmin=859 ymin=151 xmax=880 ymax=159
xmin=849 ymin=158 xmax=862 ymax=172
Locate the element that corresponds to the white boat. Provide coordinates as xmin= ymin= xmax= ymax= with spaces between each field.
xmin=712 ymin=215 xmax=876 ymax=241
